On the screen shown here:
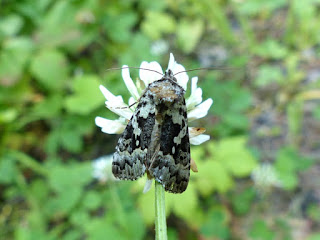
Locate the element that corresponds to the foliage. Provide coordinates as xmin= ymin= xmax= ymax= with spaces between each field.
xmin=1 ymin=0 xmax=320 ymax=239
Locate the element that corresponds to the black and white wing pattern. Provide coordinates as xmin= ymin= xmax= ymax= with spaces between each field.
xmin=112 ymin=70 xmax=190 ymax=193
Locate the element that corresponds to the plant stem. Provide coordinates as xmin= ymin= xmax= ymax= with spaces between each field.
xmin=155 ymin=181 xmax=167 ymax=240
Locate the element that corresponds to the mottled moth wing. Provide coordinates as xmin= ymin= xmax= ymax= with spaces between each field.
xmin=112 ymin=93 xmax=155 ymax=180
xmin=112 ymin=70 xmax=190 ymax=193
xmin=147 ymin=76 xmax=190 ymax=193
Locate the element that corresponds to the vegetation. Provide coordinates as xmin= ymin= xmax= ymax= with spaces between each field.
xmin=1 ymin=0 xmax=320 ymax=239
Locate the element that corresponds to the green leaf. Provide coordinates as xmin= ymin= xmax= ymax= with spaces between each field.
xmin=255 ymin=64 xmax=283 ymax=87
xmin=237 ymin=0 xmax=286 ymax=16
xmin=0 ymin=14 xmax=24 ymax=37
xmin=137 ymin=186 xmax=155 ymax=224
xmin=30 ymin=49 xmax=69 ymax=90
xmin=70 ymin=210 xmax=90 ymax=227
xmin=307 ymin=233 xmax=320 ymax=240
xmin=103 ymin=12 xmax=137 ymax=43
xmin=0 ymin=37 xmax=34 ymax=86
xmin=275 ymin=147 xmax=313 ymax=190
xmin=64 ymin=75 xmax=105 ymax=115
xmin=48 ymin=162 xmax=92 ymax=193
xmin=45 ymin=188 xmax=82 ymax=217
xmin=167 ymin=182 xmax=198 ymax=221
xmin=249 ymin=220 xmax=275 ymax=240
xmin=195 ymin=159 xmax=233 ymax=195
xmin=231 ymin=188 xmax=255 ymax=215
xmin=142 ymin=11 xmax=176 ymax=39
xmin=313 ymin=106 xmax=320 ymax=120
xmin=287 ymin=101 xmax=303 ymax=141
xmin=217 ymin=137 xmax=257 ymax=177
xmin=82 ymin=191 xmax=101 ymax=210
xmin=200 ymin=207 xmax=230 ymax=239
xmin=177 ymin=19 xmax=204 ymax=53
xmin=0 ymin=156 xmax=17 ymax=184
xmin=253 ymin=39 xmax=288 ymax=59
xmin=85 ymin=219 xmax=126 ymax=240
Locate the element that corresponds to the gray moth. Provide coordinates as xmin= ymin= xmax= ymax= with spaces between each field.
xmin=112 ymin=69 xmax=190 ymax=193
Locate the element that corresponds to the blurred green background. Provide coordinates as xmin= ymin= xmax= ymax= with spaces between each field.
xmin=1 ymin=0 xmax=320 ymax=239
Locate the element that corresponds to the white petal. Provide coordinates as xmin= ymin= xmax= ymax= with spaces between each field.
xmin=190 ymin=134 xmax=210 ymax=145
xmin=95 ymin=117 xmax=126 ymax=134
xmin=187 ymin=98 xmax=213 ymax=122
xmin=99 ymin=85 xmax=124 ymax=102
xmin=173 ymin=64 xmax=188 ymax=90
xmin=166 ymin=53 xmax=188 ymax=90
xmin=143 ymin=178 xmax=153 ymax=193
xmin=122 ymin=65 xmax=140 ymax=100
xmin=105 ymin=101 xmax=133 ymax=120
xmin=191 ymin=76 xmax=198 ymax=93
xmin=139 ymin=61 xmax=163 ymax=86
xmin=167 ymin=53 xmax=176 ymax=70
xmin=128 ymin=96 xmax=136 ymax=106
xmin=186 ymin=79 xmax=202 ymax=109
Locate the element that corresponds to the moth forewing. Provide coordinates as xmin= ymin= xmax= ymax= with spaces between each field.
xmin=112 ymin=70 xmax=191 ymax=193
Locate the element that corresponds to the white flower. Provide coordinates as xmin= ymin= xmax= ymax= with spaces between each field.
xmin=95 ymin=53 xmax=213 ymax=192
xmin=92 ymin=155 xmax=116 ymax=183
xmin=251 ymin=163 xmax=282 ymax=192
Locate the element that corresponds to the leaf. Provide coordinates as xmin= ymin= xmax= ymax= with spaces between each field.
xmin=30 ymin=49 xmax=69 ymax=90
xmin=137 ymin=187 xmax=155 ymax=225
xmin=103 ymin=11 xmax=137 ymax=43
xmin=70 ymin=210 xmax=90 ymax=227
xmin=0 ymin=156 xmax=17 ymax=184
xmin=249 ymin=220 xmax=275 ymax=240
xmin=177 ymin=19 xmax=204 ymax=53
xmin=255 ymin=64 xmax=283 ymax=87
xmin=85 ymin=219 xmax=126 ymax=240
xmin=217 ymin=137 xmax=257 ymax=177
xmin=48 ymin=162 xmax=92 ymax=193
xmin=200 ymin=207 xmax=230 ymax=239
xmin=142 ymin=11 xmax=176 ymax=39
xmin=64 ymin=75 xmax=105 ymax=115
xmin=195 ymin=159 xmax=234 ymax=195
xmin=253 ymin=39 xmax=288 ymax=59
xmin=0 ymin=37 xmax=34 ymax=86
xmin=45 ymin=188 xmax=82 ymax=217
xmin=82 ymin=191 xmax=101 ymax=210
xmin=167 ymin=182 xmax=198 ymax=222
xmin=0 ymin=14 xmax=23 ymax=37
xmin=231 ymin=188 xmax=256 ymax=215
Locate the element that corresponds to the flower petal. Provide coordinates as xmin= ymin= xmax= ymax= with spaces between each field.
xmin=139 ymin=61 xmax=163 ymax=86
xmin=105 ymin=100 xmax=133 ymax=120
xmin=167 ymin=53 xmax=188 ymax=90
xmin=190 ymin=134 xmax=210 ymax=145
xmin=128 ymin=96 xmax=136 ymax=107
xmin=186 ymin=77 xmax=202 ymax=109
xmin=167 ymin=53 xmax=176 ymax=70
xmin=95 ymin=117 xmax=126 ymax=134
xmin=122 ymin=65 xmax=140 ymax=100
xmin=187 ymin=98 xmax=213 ymax=122
xmin=99 ymin=85 xmax=123 ymax=102
xmin=143 ymin=178 xmax=153 ymax=193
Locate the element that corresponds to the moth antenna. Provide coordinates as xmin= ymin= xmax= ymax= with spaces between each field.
xmin=173 ymin=66 xmax=241 ymax=76
xmin=106 ymin=66 xmax=163 ymax=76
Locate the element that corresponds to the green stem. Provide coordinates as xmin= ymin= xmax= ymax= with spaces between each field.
xmin=155 ymin=181 xmax=167 ymax=240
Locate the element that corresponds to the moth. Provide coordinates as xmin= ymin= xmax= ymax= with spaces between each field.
xmin=112 ymin=69 xmax=190 ymax=193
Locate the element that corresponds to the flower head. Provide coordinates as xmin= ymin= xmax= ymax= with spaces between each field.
xmin=96 ymin=53 xmax=212 ymax=143
xmin=92 ymin=155 xmax=116 ymax=183
xmin=95 ymin=53 xmax=213 ymax=191
xmin=251 ymin=163 xmax=282 ymax=194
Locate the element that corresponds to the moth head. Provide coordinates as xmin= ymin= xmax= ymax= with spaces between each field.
xmin=164 ymin=69 xmax=177 ymax=82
